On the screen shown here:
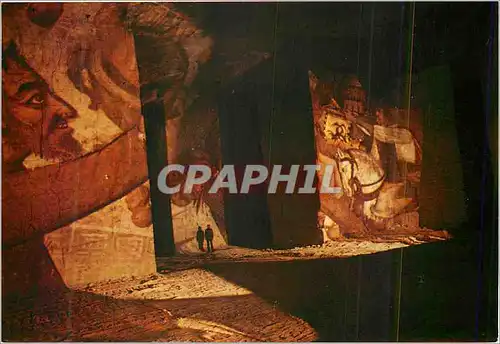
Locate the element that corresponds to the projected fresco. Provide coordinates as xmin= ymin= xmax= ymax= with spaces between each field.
xmin=309 ymin=72 xmax=426 ymax=239
xmin=2 ymin=2 xmax=456 ymax=293
xmin=2 ymin=2 xmax=222 ymax=292
xmin=2 ymin=2 xmax=479 ymax=342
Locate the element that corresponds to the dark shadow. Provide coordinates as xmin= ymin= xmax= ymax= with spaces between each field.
xmin=3 ymin=287 xmax=316 ymax=341
xmin=216 ymin=35 xmax=323 ymax=249
xmin=216 ymin=59 xmax=274 ymax=249
xmin=397 ymin=238 xmax=495 ymax=341
xmin=3 ymin=288 xmax=179 ymax=342
xmin=134 ymin=32 xmax=176 ymax=258
xmin=201 ymin=238 xmax=493 ymax=341
xmin=203 ymin=250 xmax=395 ymax=341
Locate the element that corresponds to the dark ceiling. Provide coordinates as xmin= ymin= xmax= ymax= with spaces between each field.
xmin=180 ymin=2 xmax=495 ymax=104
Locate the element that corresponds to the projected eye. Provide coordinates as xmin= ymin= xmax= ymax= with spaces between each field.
xmin=25 ymin=93 xmax=44 ymax=106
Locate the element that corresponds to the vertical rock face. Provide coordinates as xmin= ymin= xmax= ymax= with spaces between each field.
xmin=417 ymin=66 xmax=467 ymax=230
xmin=2 ymin=3 xmax=458 ymax=298
xmin=308 ymin=61 xmax=453 ymax=238
xmin=1 ymin=3 xmax=216 ymax=292
xmin=171 ymin=202 xmax=227 ymax=253
xmin=216 ymin=62 xmax=274 ymax=249
xmin=215 ymin=39 xmax=330 ymax=249
xmin=261 ymin=40 xmax=323 ymax=248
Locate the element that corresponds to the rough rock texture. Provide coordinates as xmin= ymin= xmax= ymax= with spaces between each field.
xmin=3 ymin=270 xmax=317 ymax=342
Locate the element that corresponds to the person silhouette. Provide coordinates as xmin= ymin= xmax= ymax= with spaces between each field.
xmin=196 ymin=226 xmax=205 ymax=251
xmin=205 ymin=224 xmax=214 ymax=253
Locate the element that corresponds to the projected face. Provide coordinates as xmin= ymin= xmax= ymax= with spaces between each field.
xmin=2 ymin=44 xmax=82 ymax=172
xmin=65 ymin=4 xmax=188 ymax=163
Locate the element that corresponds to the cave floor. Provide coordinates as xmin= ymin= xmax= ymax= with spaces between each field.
xmin=3 ymin=266 xmax=318 ymax=342
xmin=2 ymin=233 xmax=450 ymax=342
xmin=157 ymin=228 xmax=451 ymax=272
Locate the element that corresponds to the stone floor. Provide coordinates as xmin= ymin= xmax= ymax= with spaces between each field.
xmin=2 ymin=232 xmax=450 ymax=342
xmin=3 ymin=268 xmax=317 ymax=342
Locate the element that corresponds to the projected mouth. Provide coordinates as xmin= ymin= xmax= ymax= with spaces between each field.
xmin=53 ymin=115 xmax=69 ymax=130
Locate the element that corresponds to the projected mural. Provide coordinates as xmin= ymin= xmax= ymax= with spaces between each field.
xmin=2 ymin=2 xmax=483 ymax=342
xmin=2 ymin=2 xmax=223 ymax=293
xmin=308 ymin=71 xmax=438 ymax=241
xmin=2 ymin=3 xmax=454 ymax=295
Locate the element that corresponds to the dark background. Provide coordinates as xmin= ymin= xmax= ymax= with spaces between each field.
xmin=169 ymin=2 xmax=497 ymax=341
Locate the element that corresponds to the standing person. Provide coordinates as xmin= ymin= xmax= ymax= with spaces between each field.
xmin=205 ymin=224 xmax=214 ymax=253
xmin=196 ymin=226 xmax=205 ymax=251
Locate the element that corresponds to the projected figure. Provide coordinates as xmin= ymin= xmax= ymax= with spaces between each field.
xmin=2 ymin=43 xmax=83 ymax=173
xmin=341 ymin=75 xmax=366 ymax=117
xmin=64 ymin=3 xmax=227 ymax=243
xmin=309 ymin=71 xmax=424 ymax=235
xmin=1 ymin=2 xmax=218 ymax=288
xmin=348 ymin=107 xmax=420 ymax=183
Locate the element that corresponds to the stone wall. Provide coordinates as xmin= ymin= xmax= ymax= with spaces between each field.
xmin=2 ymin=3 xmax=220 ymax=295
